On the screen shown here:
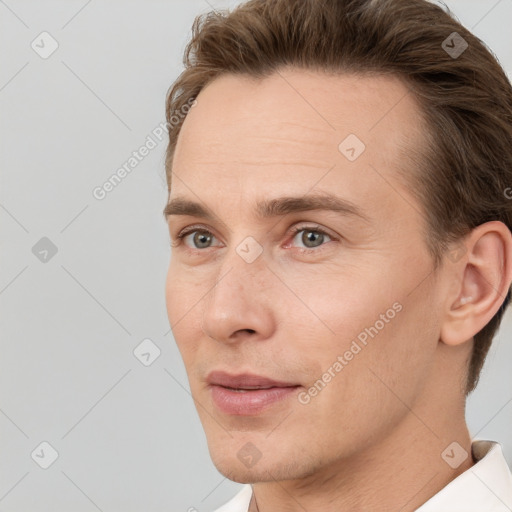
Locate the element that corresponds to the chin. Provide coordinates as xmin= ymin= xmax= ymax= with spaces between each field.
xmin=211 ymin=456 xmax=291 ymax=483
xmin=206 ymin=437 xmax=268 ymax=482
xmin=208 ymin=440 xmax=319 ymax=484
xmin=213 ymin=463 xmax=266 ymax=483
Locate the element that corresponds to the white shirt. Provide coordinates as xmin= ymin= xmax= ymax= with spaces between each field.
xmin=213 ymin=440 xmax=512 ymax=511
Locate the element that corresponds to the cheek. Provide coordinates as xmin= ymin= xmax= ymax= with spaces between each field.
xmin=288 ymin=260 xmax=439 ymax=411
xmin=165 ymin=263 xmax=179 ymax=321
xmin=281 ymin=262 xmax=396 ymax=351
xmin=325 ymin=291 xmax=438 ymax=415
xmin=165 ymin=261 xmax=204 ymax=360
xmin=165 ymin=263 xmax=181 ymax=327
xmin=165 ymin=258 xmax=204 ymax=320
xmin=288 ymin=303 xmax=432 ymax=456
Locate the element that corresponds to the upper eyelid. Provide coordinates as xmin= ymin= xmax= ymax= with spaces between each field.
xmin=176 ymin=224 xmax=218 ymax=239
xmin=175 ymin=222 xmax=333 ymax=237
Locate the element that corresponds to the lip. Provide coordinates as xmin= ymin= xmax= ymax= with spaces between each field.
xmin=207 ymin=371 xmax=298 ymax=389
xmin=207 ymin=371 xmax=301 ymax=415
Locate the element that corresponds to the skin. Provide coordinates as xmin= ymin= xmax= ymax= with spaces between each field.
xmin=164 ymin=68 xmax=512 ymax=511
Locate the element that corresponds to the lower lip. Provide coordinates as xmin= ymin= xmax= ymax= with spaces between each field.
xmin=210 ymin=385 xmax=300 ymax=415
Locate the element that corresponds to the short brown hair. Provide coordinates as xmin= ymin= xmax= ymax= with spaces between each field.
xmin=164 ymin=0 xmax=512 ymax=393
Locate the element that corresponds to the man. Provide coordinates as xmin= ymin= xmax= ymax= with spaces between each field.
xmin=163 ymin=0 xmax=512 ymax=510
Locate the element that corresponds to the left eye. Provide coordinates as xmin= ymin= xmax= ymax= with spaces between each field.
xmin=290 ymin=227 xmax=332 ymax=250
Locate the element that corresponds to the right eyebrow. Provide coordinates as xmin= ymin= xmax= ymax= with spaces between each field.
xmin=163 ymin=197 xmax=219 ymax=222
xmin=164 ymin=197 xmax=215 ymax=219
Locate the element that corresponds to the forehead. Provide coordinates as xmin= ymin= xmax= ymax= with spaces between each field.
xmin=171 ymin=68 xmax=424 ymax=223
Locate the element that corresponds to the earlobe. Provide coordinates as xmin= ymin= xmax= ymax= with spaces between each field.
xmin=440 ymin=221 xmax=512 ymax=347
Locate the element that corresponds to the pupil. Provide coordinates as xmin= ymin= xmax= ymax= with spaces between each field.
xmin=303 ymin=231 xmax=323 ymax=248
xmin=195 ymin=232 xmax=211 ymax=248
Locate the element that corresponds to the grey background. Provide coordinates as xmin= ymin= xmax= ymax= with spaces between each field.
xmin=0 ymin=0 xmax=511 ymax=510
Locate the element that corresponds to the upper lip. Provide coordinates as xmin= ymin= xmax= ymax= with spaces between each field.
xmin=207 ymin=371 xmax=299 ymax=389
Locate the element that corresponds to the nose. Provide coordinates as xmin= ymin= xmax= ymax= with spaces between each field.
xmin=200 ymin=246 xmax=276 ymax=344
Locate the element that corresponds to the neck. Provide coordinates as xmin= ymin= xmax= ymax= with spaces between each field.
xmin=249 ymin=401 xmax=472 ymax=512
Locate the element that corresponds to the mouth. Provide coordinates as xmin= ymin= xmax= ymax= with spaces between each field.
xmin=206 ymin=371 xmax=301 ymax=415
xmin=220 ymin=386 xmax=278 ymax=392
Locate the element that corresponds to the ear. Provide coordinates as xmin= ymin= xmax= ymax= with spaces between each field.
xmin=440 ymin=221 xmax=512 ymax=346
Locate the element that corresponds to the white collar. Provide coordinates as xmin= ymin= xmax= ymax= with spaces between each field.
xmin=417 ymin=440 xmax=512 ymax=511
xmin=214 ymin=440 xmax=512 ymax=511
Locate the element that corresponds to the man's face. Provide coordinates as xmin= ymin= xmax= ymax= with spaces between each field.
xmin=165 ymin=69 xmax=447 ymax=482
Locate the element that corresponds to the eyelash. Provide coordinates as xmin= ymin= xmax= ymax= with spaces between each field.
xmin=172 ymin=224 xmax=335 ymax=254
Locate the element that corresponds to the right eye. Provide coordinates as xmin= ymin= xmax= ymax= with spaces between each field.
xmin=174 ymin=226 xmax=222 ymax=250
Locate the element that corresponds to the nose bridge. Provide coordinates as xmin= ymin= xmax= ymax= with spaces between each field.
xmin=206 ymin=240 xmax=266 ymax=311
xmin=201 ymin=239 xmax=271 ymax=341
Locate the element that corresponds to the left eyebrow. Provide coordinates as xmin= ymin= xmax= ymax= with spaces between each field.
xmin=255 ymin=193 xmax=370 ymax=222
xmin=163 ymin=193 xmax=371 ymax=224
